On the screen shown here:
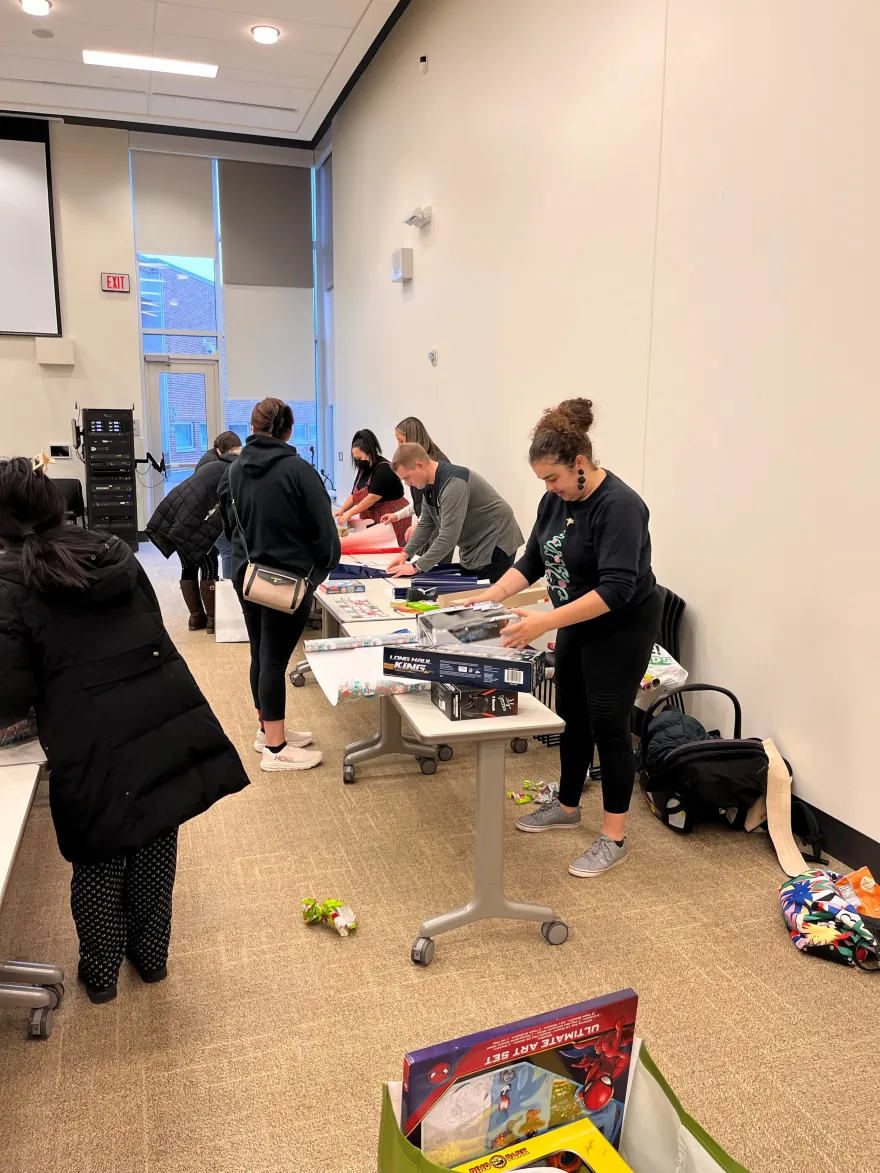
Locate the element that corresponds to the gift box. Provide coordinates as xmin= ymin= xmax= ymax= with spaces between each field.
xmin=383 ymin=643 xmax=545 ymax=694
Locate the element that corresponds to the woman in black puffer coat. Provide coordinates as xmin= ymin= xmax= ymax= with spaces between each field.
xmin=0 ymin=457 xmax=249 ymax=1003
xmin=146 ymin=431 xmax=241 ymax=632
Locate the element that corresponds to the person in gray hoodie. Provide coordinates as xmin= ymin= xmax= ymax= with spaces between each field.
xmin=387 ymin=444 xmax=523 ymax=582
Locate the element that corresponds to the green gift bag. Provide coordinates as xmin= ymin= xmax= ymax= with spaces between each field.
xmin=378 ymin=1043 xmax=751 ymax=1173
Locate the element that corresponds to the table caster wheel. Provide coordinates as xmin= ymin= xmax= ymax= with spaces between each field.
xmin=308 ymin=617 xmax=322 ymax=630
xmin=541 ymin=920 xmax=569 ymax=946
xmin=411 ymin=937 xmax=436 ymax=967
xmin=419 ymin=757 xmax=438 ymax=776
xmin=343 ymin=764 xmax=356 ymax=784
xmin=45 ymin=983 xmax=64 ymax=1009
xmin=29 ymin=1007 xmax=53 ymax=1040
xmin=290 ymin=672 xmax=306 ymax=688
xmin=437 ymin=744 xmax=454 ymax=762
xmin=510 ymin=737 xmax=529 ymax=754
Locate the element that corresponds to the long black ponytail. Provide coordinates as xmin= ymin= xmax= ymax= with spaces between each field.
xmin=0 ymin=458 xmax=92 ymax=593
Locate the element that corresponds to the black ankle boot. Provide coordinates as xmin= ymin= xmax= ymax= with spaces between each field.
xmin=77 ymin=963 xmax=118 ymax=1004
xmin=128 ymin=955 xmax=168 ymax=983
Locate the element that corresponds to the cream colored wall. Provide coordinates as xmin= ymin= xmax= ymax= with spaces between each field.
xmin=332 ymin=0 xmax=666 ymax=520
xmin=331 ymin=0 xmax=880 ymax=842
xmin=0 ymin=123 xmax=144 ymax=511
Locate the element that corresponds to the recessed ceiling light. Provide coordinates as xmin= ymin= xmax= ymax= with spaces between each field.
xmin=82 ymin=50 xmax=218 ymax=78
xmin=21 ymin=0 xmax=52 ymax=15
xmin=251 ymin=25 xmax=280 ymax=45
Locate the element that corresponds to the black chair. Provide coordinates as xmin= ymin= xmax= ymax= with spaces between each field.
xmin=53 ymin=478 xmax=85 ymax=527
xmin=657 ymin=586 xmax=687 ymax=711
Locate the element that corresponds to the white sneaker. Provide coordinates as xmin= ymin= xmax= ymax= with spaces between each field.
xmin=260 ymin=744 xmax=323 ymax=772
xmin=254 ymin=727 xmax=313 ymax=753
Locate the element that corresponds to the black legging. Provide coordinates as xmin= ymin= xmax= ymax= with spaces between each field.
xmin=237 ymin=591 xmax=313 ymax=722
xmin=555 ymin=588 xmax=662 ymax=815
xmin=179 ymin=549 xmax=218 ymax=582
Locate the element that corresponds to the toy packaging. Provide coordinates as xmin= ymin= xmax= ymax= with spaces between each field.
xmin=431 ymin=682 xmax=519 ymax=721
xmin=321 ymin=580 xmax=366 ymax=594
xmin=402 ymin=990 xmax=637 ymax=1169
xmin=417 ymin=603 xmax=518 ymax=647
xmin=383 ymin=643 xmax=545 ymax=693
xmin=451 ymin=1114 xmax=633 ymax=1172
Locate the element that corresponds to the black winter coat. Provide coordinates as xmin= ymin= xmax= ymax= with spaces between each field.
xmin=146 ymin=451 xmax=237 ymax=565
xmin=0 ymin=531 xmax=249 ymax=863
xmin=217 ymin=434 xmax=340 ymax=589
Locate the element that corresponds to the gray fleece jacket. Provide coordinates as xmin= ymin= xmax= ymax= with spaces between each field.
xmin=404 ymin=462 xmax=523 ymax=573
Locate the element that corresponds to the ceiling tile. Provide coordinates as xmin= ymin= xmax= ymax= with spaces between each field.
xmin=151 ymin=73 xmax=316 ymax=113
xmin=216 ymin=63 xmax=320 ymax=90
xmin=156 ymin=4 xmax=352 ymax=55
xmin=0 ymin=19 xmax=154 ymax=56
xmin=149 ymin=91 xmax=305 ymax=133
xmin=151 ymin=30 xmax=337 ymax=78
xmin=0 ymin=50 xmax=150 ymax=92
xmin=0 ymin=78 xmax=149 ymax=116
xmin=153 ymin=0 xmax=369 ymax=29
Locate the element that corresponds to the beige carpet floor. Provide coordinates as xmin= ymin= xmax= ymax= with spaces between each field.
xmin=0 ymin=546 xmax=877 ymax=1173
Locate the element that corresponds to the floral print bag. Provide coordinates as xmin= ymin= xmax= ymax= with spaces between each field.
xmin=779 ymin=869 xmax=879 ymax=970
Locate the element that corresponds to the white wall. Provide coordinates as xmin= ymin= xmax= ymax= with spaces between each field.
xmin=331 ymin=0 xmax=880 ymax=843
xmin=0 ymin=124 xmax=142 ymax=481
xmin=332 ymin=0 xmax=666 ymax=518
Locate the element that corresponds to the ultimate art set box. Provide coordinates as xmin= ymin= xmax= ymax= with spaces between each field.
xmin=402 ymin=990 xmax=638 ymax=1169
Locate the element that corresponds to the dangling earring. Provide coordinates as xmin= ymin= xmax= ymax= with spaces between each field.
xmin=577 ymin=469 xmax=586 ymax=492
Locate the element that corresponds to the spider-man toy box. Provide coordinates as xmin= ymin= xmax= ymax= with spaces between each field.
xmin=402 ymin=990 xmax=637 ymax=1169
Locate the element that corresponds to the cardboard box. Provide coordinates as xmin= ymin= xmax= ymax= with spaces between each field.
xmin=430 ymin=681 xmax=519 ymax=720
xmin=321 ymin=581 xmax=366 ymax=594
xmin=383 ymin=642 xmax=545 ymax=693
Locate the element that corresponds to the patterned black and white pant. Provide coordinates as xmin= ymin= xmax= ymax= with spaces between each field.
xmin=70 ymin=828 xmax=178 ymax=989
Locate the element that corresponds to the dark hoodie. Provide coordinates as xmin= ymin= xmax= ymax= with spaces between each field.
xmin=217 ymin=433 xmax=340 ymax=589
xmin=0 ymin=530 xmax=249 ymax=863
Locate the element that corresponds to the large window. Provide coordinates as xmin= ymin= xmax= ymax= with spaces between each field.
xmin=139 ymin=254 xmax=218 ymax=356
xmin=224 ymin=398 xmax=318 ymax=454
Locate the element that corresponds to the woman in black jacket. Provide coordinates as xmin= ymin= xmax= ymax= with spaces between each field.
xmin=146 ymin=431 xmax=241 ymax=633
xmin=0 ymin=457 xmax=249 ymax=1003
xmin=218 ymin=399 xmax=340 ymax=774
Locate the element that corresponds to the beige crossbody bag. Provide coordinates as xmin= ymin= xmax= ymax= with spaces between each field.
xmin=230 ymin=470 xmax=312 ymax=614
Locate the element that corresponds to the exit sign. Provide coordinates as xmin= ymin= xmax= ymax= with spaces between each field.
xmin=101 ymin=272 xmax=130 ymax=293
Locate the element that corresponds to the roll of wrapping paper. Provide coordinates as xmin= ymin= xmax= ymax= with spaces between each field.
xmin=303 ymin=632 xmax=418 ymax=653
xmin=338 ymin=679 xmax=431 ymax=700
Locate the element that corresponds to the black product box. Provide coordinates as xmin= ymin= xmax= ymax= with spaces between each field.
xmin=383 ymin=642 xmax=545 ymax=693
xmin=430 ymin=681 xmax=519 ymax=720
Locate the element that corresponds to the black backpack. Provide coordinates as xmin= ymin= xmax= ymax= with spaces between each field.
xmin=638 ymin=684 xmax=825 ymax=862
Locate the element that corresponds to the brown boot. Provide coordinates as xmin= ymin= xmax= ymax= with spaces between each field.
xmin=200 ymin=580 xmax=216 ymax=634
xmin=180 ymin=580 xmax=207 ymax=630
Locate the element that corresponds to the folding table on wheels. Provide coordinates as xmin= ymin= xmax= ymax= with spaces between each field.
xmin=389 ymin=690 xmax=568 ymax=966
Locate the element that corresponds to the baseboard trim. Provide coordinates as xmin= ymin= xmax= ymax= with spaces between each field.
xmin=808 ymin=803 xmax=880 ymax=874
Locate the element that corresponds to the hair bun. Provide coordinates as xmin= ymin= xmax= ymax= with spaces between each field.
xmin=557 ymin=398 xmax=594 ymax=435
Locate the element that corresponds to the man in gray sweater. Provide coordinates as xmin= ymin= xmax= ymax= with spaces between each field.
xmin=387 ymin=444 xmax=523 ymax=582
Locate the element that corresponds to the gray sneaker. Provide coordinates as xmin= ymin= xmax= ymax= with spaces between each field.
xmin=568 ymin=833 xmax=628 ymax=877
xmin=516 ymin=799 xmax=581 ymax=833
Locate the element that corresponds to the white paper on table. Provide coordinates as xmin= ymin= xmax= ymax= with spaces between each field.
xmin=304 ymin=645 xmax=422 ymax=706
xmin=0 ymin=739 xmax=46 ymax=766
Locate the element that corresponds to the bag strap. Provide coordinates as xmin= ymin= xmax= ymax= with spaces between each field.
xmin=229 ymin=463 xmax=252 ymax=564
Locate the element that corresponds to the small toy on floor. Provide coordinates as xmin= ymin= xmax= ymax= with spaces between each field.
xmin=506 ymin=791 xmax=534 ymax=805
xmin=302 ymin=898 xmax=358 ymax=937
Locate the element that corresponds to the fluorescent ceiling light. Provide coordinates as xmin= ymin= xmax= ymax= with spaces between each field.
xmin=21 ymin=0 xmax=52 ymax=14
xmin=83 ymin=50 xmax=218 ymax=78
xmin=251 ymin=25 xmax=280 ymax=44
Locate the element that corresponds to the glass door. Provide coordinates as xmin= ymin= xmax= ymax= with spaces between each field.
xmin=145 ymin=359 xmax=221 ymax=507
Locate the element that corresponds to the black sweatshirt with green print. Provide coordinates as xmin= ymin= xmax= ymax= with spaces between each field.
xmin=513 ymin=471 xmax=657 ymax=642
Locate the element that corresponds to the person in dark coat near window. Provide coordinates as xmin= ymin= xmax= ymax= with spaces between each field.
xmin=146 ymin=431 xmax=241 ymax=633
xmin=0 ymin=457 xmax=249 ymax=1004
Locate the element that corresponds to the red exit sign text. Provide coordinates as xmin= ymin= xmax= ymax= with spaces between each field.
xmin=101 ymin=272 xmax=130 ymax=293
